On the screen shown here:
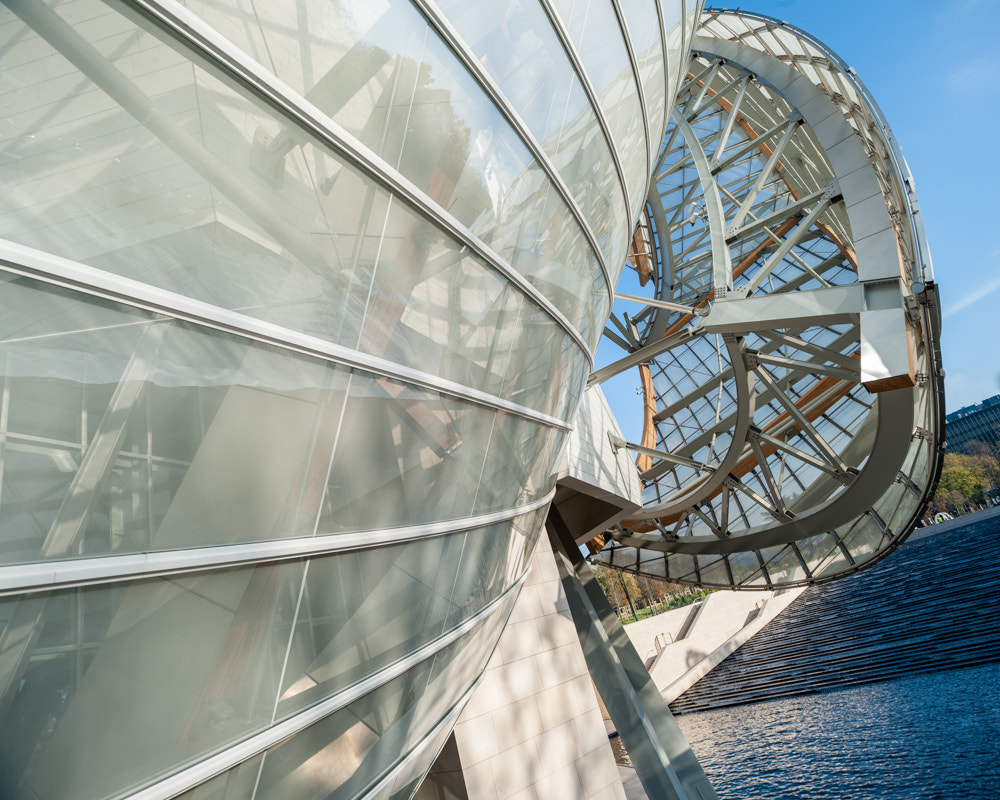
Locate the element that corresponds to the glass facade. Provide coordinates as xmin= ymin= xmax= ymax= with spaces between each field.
xmin=0 ymin=1 xmax=693 ymax=799
xmin=945 ymin=395 xmax=1000 ymax=455
xmin=0 ymin=2 xmax=944 ymax=798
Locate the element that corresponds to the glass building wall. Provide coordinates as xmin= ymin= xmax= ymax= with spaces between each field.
xmin=0 ymin=1 xmax=694 ymax=799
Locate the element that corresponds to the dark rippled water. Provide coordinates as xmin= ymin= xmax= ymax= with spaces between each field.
xmin=674 ymin=662 xmax=1000 ymax=799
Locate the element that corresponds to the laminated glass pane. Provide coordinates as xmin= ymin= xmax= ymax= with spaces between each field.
xmin=442 ymin=523 xmax=518 ymax=630
xmin=661 ymin=1 xmax=688 ymax=107
xmin=0 ymin=561 xmax=303 ymax=800
xmin=696 ymin=555 xmax=730 ymax=587
xmin=361 ymin=195 xmax=592 ymax=418
xmin=671 ymin=554 xmax=699 ymax=583
xmin=759 ymin=545 xmax=807 ymax=584
xmin=385 ymin=14 xmax=602 ymax=341
xmin=0 ymin=0 xmax=593 ymax=415
xmin=0 ymin=274 xmax=351 ymax=564
xmin=606 ymin=546 xmax=637 ymax=573
xmin=507 ymin=308 xmax=589 ymax=421
xmin=256 ymin=616 xmax=501 ymax=800
xmin=176 ymin=0 xmax=603 ymax=351
xmin=872 ymin=477 xmax=909 ymax=534
xmin=550 ymin=78 xmax=632 ymax=281
xmin=550 ymin=0 xmax=647 ymax=215
xmin=794 ymin=532 xmax=839 ymax=575
xmin=0 ymin=1 xmax=385 ymax=353
xmin=174 ymin=756 xmax=264 ymax=800
xmin=816 ymin=541 xmax=852 ymax=578
xmin=472 ymin=415 xmax=564 ymax=515
xmin=620 ymin=0 xmax=667 ymax=161
xmin=258 ymin=661 xmax=434 ymax=800
xmin=508 ymin=506 xmax=547 ymax=580
xmin=278 ymin=537 xmax=461 ymax=719
xmin=839 ymin=514 xmax=885 ymax=564
xmin=317 ymin=372 xmax=494 ymax=532
xmin=435 ymin=0 xmax=629 ymax=277
xmin=635 ymin=547 xmax=667 ymax=580
xmin=728 ymin=550 xmax=765 ymax=586
xmin=276 ymin=517 xmax=527 ymax=719
xmin=361 ymin=198 xmax=528 ymax=402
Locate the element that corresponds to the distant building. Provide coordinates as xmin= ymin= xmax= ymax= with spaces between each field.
xmin=946 ymin=395 xmax=1000 ymax=454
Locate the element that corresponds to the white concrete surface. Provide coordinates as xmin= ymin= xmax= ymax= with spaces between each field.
xmin=453 ymin=535 xmax=627 ymax=800
xmin=555 ymin=386 xmax=641 ymax=507
xmin=616 ymin=600 xmax=703 ymax=665
xmin=553 ymin=386 xmax=642 ymax=543
xmin=623 ymin=588 xmax=804 ymax=703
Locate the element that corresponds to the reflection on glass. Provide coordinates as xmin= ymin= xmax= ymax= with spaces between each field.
xmin=0 ymin=0 xmax=591 ymax=416
xmin=318 ymin=372 xmax=495 ymax=532
xmin=0 ymin=0 xmax=659 ymax=798
xmin=254 ymin=603 xmax=510 ymax=800
xmin=275 ymin=520 xmax=532 ymax=719
xmin=0 ymin=273 xmax=353 ymax=564
xmin=0 ymin=562 xmax=303 ymax=800
xmin=435 ymin=0 xmax=633 ymax=281
xmin=0 ymin=519 xmax=531 ymax=800
xmin=173 ymin=756 xmax=264 ymax=800
xmin=474 ymin=413 xmax=564 ymax=515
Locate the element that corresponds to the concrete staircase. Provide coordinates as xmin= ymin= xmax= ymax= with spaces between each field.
xmin=669 ymin=515 xmax=1000 ymax=715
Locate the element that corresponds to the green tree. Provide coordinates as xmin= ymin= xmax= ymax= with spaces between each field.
xmin=934 ymin=446 xmax=1000 ymax=511
xmin=594 ymin=565 xmax=627 ymax=611
xmin=593 ymin=565 xmax=687 ymax=619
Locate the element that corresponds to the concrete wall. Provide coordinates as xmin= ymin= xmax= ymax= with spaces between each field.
xmin=622 ymin=588 xmax=804 ymax=702
xmin=451 ymin=534 xmax=627 ymax=800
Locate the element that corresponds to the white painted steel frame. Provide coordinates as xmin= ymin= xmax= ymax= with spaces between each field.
xmin=590 ymin=9 xmax=944 ymax=589
xmin=710 ymin=10 xmax=934 ymax=287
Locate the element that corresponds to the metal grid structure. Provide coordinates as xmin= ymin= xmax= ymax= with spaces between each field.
xmin=591 ymin=9 xmax=945 ymax=589
xmin=0 ymin=2 xmax=945 ymax=799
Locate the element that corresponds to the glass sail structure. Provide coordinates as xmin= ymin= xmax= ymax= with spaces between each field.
xmin=0 ymin=0 xmax=697 ymax=798
xmin=0 ymin=2 xmax=941 ymax=799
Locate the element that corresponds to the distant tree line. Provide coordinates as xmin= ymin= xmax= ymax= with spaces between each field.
xmin=932 ymin=440 xmax=1000 ymax=516
xmin=593 ymin=565 xmax=709 ymax=623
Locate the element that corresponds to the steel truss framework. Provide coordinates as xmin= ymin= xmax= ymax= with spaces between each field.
xmin=591 ymin=10 xmax=945 ymax=590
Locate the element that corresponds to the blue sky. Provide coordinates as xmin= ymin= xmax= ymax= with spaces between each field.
xmin=745 ymin=0 xmax=1000 ymax=412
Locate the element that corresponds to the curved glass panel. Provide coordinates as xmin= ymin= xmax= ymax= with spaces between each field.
xmin=0 ymin=514 xmax=529 ymax=800
xmin=0 ymin=0 xmax=590 ymax=419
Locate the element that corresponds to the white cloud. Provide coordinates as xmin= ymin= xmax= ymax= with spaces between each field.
xmin=945 ymin=55 xmax=1000 ymax=94
xmin=943 ymin=271 xmax=1000 ymax=319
